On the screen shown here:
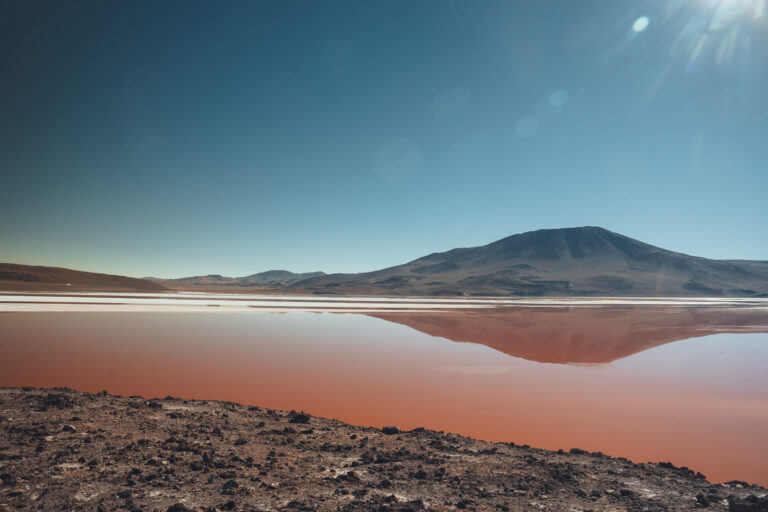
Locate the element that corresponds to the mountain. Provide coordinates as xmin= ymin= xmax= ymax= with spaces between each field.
xmin=7 ymin=227 xmax=767 ymax=296
xmin=0 ymin=263 xmax=167 ymax=292
xmin=285 ymin=226 xmax=768 ymax=297
xmin=158 ymin=270 xmax=326 ymax=291
xmin=369 ymin=306 xmax=768 ymax=364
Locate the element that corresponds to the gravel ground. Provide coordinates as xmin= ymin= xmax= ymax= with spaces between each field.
xmin=1 ymin=388 xmax=766 ymax=512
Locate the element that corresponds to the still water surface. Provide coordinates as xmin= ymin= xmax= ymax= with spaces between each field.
xmin=1 ymin=296 xmax=767 ymax=486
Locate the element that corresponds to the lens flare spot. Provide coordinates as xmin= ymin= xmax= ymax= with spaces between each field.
xmin=549 ymin=89 xmax=569 ymax=108
xmin=515 ymin=116 xmax=539 ymax=138
xmin=633 ymin=16 xmax=650 ymax=32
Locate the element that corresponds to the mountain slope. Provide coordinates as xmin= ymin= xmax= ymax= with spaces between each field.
xmin=0 ymin=263 xmax=168 ymax=292
xmin=287 ymin=227 xmax=768 ymax=297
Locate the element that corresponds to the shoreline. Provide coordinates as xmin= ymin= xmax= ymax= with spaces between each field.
xmin=2 ymin=291 xmax=768 ymax=315
xmin=1 ymin=387 xmax=766 ymax=511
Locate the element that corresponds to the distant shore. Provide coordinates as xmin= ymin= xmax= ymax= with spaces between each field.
xmin=1 ymin=387 xmax=766 ymax=511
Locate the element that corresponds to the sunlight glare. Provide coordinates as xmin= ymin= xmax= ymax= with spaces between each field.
xmin=633 ymin=16 xmax=651 ymax=32
xmin=696 ymin=0 xmax=767 ymax=24
xmin=667 ymin=0 xmax=766 ymax=73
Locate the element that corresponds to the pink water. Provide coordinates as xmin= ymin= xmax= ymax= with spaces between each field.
xmin=1 ymin=308 xmax=767 ymax=485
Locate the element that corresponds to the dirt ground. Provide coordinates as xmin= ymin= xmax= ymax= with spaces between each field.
xmin=1 ymin=388 xmax=766 ymax=512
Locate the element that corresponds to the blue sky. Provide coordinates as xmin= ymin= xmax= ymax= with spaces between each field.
xmin=1 ymin=0 xmax=766 ymax=277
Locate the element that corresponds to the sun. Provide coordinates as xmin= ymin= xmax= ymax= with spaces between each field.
xmin=636 ymin=0 xmax=766 ymax=76
xmin=697 ymin=0 xmax=766 ymax=27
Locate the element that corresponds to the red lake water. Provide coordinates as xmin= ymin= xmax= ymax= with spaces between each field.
xmin=1 ymin=295 xmax=767 ymax=485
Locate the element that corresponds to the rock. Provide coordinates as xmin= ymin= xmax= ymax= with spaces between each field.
xmin=40 ymin=393 xmax=75 ymax=409
xmin=382 ymin=426 xmax=400 ymax=435
xmin=222 ymin=479 xmax=238 ymax=494
xmin=729 ymin=495 xmax=768 ymax=512
xmin=166 ymin=504 xmax=195 ymax=512
xmin=288 ymin=411 xmax=311 ymax=424
xmin=335 ymin=471 xmax=360 ymax=482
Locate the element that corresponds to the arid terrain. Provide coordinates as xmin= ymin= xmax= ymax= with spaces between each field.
xmin=1 ymin=388 xmax=766 ymax=512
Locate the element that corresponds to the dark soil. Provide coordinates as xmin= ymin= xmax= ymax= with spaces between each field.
xmin=1 ymin=388 xmax=766 ymax=512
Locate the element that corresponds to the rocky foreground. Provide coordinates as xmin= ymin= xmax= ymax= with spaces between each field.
xmin=0 ymin=388 xmax=766 ymax=512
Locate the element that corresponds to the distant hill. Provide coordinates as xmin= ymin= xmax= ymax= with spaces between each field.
xmin=285 ymin=226 xmax=768 ymax=297
xmin=0 ymin=263 xmax=167 ymax=292
xmin=158 ymin=270 xmax=326 ymax=291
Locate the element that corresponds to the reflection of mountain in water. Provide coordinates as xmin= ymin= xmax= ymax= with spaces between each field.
xmin=369 ymin=307 xmax=768 ymax=364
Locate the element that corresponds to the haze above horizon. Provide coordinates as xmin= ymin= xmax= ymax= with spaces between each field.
xmin=1 ymin=0 xmax=766 ymax=278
